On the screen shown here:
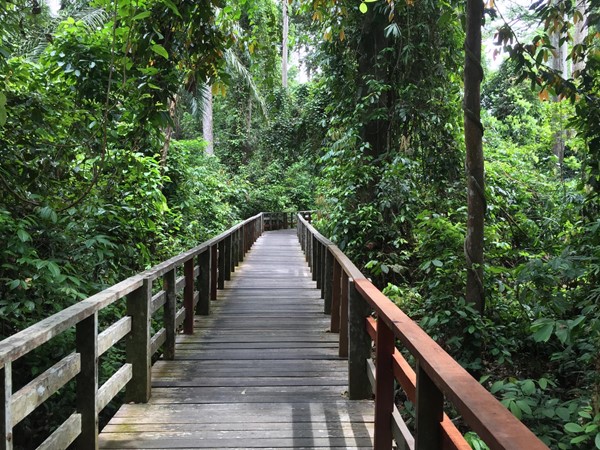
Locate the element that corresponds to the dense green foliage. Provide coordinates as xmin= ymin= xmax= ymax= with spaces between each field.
xmin=1 ymin=0 xmax=600 ymax=448
xmin=299 ymin=1 xmax=600 ymax=448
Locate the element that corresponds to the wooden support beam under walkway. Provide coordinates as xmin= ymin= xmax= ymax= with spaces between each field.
xmin=98 ymin=229 xmax=375 ymax=449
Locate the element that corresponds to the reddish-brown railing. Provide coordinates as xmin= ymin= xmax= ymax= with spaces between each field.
xmin=0 ymin=213 xmax=264 ymax=450
xmin=297 ymin=214 xmax=549 ymax=450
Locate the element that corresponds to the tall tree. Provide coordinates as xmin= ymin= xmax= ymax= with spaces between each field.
xmin=572 ymin=1 xmax=587 ymax=75
xmin=203 ymin=88 xmax=214 ymax=155
xmin=464 ymin=0 xmax=485 ymax=314
xmin=550 ymin=0 xmax=569 ymax=166
xmin=282 ymin=0 xmax=289 ymax=88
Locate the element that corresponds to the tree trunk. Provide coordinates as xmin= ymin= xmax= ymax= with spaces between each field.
xmin=203 ymin=88 xmax=214 ymax=155
xmin=357 ymin=7 xmax=389 ymax=160
xmin=550 ymin=0 xmax=568 ymax=166
xmin=247 ymin=96 xmax=253 ymax=132
xmin=573 ymin=1 xmax=587 ymax=75
xmin=464 ymin=0 xmax=485 ymax=315
xmin=282 ymin=0 xmax=289 ymax=88
xmin=161 ymin=95 xmax=178 ymax=170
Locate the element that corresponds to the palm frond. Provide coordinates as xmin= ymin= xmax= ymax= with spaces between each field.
xmin=67 ymin=7 xmax=109 ymax=30
xmin=180 ymin=84 xmax=210 ymax=119
xmin=19 ymin=7 xmax=109 ymax=61
xmin=224 ymin=48 xmax=267 ymax=118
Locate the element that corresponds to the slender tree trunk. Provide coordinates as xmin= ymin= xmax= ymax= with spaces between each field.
xmin=203 ymin=88 xmax=214 ymax=155
xmin=550 ymin=0 xmax=568 ymax=166
xmin=573 ymin=1 xmax=587 ymax=75
xmin=282 ymin=0 xmax=289 ymax=88
xmin=161 ymin=95 xmax=178 ymax=170
xmin=464 ymin=0 xmax=485 ymax=314
xmin=247 ymin=96 xmax=253 ymax=132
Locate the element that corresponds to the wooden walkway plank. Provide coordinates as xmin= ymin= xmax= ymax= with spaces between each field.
xmin=99 ymin=229 xmax=374 ymax=449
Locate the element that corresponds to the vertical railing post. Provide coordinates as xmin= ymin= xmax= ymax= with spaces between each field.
xmin=316 ymin=242 xmax=322 ymax=290
xmin=1 ymin=362 xmax=12 ymax=450
xmin=323 ymin=247 xmax=333 ymax=314
xmin=218 ymin=239 xmax=225 ymax=290
xmin=415 ymin=363 xmax=444 ymax=450
xmin=339 ymin=272 xmax=349 ymax=358
xmin=348 ymin=280 xmax=372 ymax=399
xmin=183 ymin=258 xmax=195 ymax=334
xmin=374 ymin=319 xmax=395 ymax=450
xmin=76 ymin=311 xmax=98 ymax=450
xmin=239 ymin=226 xmax=245 ymax=262
xmin=231 ymin=230 xmax=238 ymax=269
xmin=231 ymin=227 xmax=242 ymax=272
xmin=330 ymin=260 xmax=341 ymax=333
xmin=210 ymin=244 xmax=218 ymax=300
xmin=163 ymin=269 xmax=176 ymax=360
xmin=258 ymin=217 xmax=262 ymax=240
xmin=311 ymin=236 xmax=318 ymax=282
xmin=305 ymin=228 xmax=311 ymax=264
xmin=196 ymin=250 xmax=210 ymax=316
xmin=319 ymin=244 xmax=324 ymax=290
xmin=224 ymin=234 xmax=232 ymax=281
xmin=126 ymin=278 xmax=152 ymax=403
xmin=238 ymin=227 xmax=243 ymax=261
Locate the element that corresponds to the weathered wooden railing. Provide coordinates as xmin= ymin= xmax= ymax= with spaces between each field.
xmin=0 ymin=213 xmax=264 ymax=450
xmin=262 ymin=210 xmax=314 ymax=230
xmin=297 ymin=215 xmax=549 ymax=450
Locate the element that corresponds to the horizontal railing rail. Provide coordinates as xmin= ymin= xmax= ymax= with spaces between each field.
xmin=262 ymin=210 xmax=315 ymax=231
xmin=0 ymin=213 xmax=264 ymax=450
xmin=297 ymin=214 xmax=548 ymax=450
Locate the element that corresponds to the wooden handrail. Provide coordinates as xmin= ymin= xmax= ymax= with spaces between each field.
xmin=296 ymin=214 xmax=549 ymax=450
xmin=0 ymin=213 xmax=264 ymax=450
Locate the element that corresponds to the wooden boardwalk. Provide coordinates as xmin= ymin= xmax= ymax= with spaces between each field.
xmin=99 ymin=229 xmax=375 ymax=449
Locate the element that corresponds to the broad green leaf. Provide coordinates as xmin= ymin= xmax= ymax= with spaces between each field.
xmin=556 ymin=407 xmax=571 ymax=421
xmin=132 ymin=11 xmax=152 ymax=20
xmin=432 ymin=259 xmax=443 ymax=267
xmin=8 ymin=279 xmax=21 ymax=290
xmin=555 ymin=325 xmax=569 ymax=344
xmin=516 ymin=399 xmax=532 ymax=415
xmin=564 ymin=423 xmax=584 ymax=433
xmin=568 ymin=316 xmax=585 ymax=329
xmin=151 ymin=44 xmax=169 ymax=60
xmin=359 ymin=2 xmax=368 ymax=13
xmin=509 ymin=401 xmax=522 ymax=419
xmin=570 ymin=435 xmax=588 ymax=445
xmin=594 ymin=432 xmax=600 ymax=449
xmin=532 ymin=321 xmax=553 ymax=342
xmin=161 ymin=0 xmax=181 ymax=17
xmin=586 ymin=423 xmax=598 ymax=433
xmin=17 ymin=229 xmax=31 ymax=242
xmin=46 ymin=261 xmax=61 ymax=277
xmin=521 ymin=379 xmax=535 ymax=395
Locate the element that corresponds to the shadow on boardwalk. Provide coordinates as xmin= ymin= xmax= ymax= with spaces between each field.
xmin=99 ymin=229 xmax=374 ymax=449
